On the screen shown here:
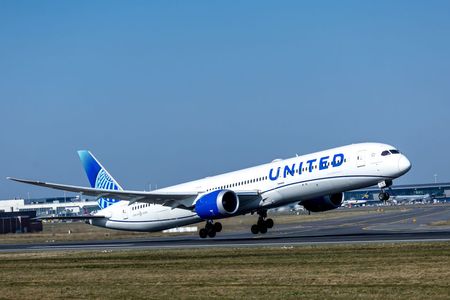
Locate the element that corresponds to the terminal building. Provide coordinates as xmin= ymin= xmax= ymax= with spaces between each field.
xmin=0 ymin=196 xmax=98 ymax=217
xmin=0 ymin=196 xmax=98 ymax=234
xmin=344 ymin=182 xmax=450 ymax=205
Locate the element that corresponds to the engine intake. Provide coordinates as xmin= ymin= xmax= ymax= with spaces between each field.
xmin=301 ymin=193 xmax=344 ymax=212
xmin=195 ymin=190 xmax=239 ymax=219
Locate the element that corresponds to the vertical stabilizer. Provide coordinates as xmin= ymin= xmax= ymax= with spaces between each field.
xmin=77 ymin=150 xmax=123 ymax=209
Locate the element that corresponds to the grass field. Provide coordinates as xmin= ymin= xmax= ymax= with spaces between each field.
xmin=0 ymin=242 xmax=449 ymax=299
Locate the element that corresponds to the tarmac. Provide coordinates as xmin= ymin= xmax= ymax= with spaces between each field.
xmin=1 ymin=204 xmax=450 ymax=252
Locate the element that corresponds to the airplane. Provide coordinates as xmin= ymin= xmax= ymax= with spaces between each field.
xmin=8 ymin=142 xmax=411 ymax=238
xmin=342 ymin=199 xmax=369 ymax=207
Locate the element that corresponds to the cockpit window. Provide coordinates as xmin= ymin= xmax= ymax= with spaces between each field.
xmin=390 ymin=149 xmax=400 ymax=154
xmin=381 ymin=150 xmax=390 ymax=156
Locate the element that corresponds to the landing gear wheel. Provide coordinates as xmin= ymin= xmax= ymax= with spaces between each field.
xmin=208 ymin=229 xmax=216 ymax=238
xmin=199 ymin=228 xmax=207 ymax=239
xmin=259 ymin=224 xmax=268 ymax=234
xmin=200 ymin=220 xmax=221 ymax=238
xmin=214 ymin=222 xmax=222 ymax=233
xmin=251 ymin=210 xmax=274 ymax=235
xmin=378 ymin=192 xmax=390 ymax=201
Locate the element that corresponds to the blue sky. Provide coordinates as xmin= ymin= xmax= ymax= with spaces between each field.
xmin=1 ymin=1 xmax=449 ymax=199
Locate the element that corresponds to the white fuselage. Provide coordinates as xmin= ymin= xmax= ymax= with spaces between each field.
xmin=91 ymin=142 xmax=411 ymax=231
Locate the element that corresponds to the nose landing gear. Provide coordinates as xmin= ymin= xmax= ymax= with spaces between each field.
xmin=378 ymin=180 xmax=393 ymax=202
xmin=378 ymin=191 xmax=390 ymax=201
xmin=251 ymin=209 xmax=274 ymax=235
xmin=199 ymin=220 xmax=222 ymax=238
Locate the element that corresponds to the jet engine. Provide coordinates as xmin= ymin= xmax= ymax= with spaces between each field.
xmin=300 ymin=193 xmax=344 ymax=212
xmin=195 ymin=190 xmax=239 ymax=219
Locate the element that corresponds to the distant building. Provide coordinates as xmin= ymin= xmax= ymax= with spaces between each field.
xmin=344 ymin=182 xmax=450 ymax=204
xmin=0 ymin=211 xmax=43 ymax=234
xmin=0 ymin=196 xmax=98 ymax=217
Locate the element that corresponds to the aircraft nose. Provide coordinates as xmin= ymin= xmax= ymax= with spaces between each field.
xmin=398 ymin=155 xmax=411 ymax=173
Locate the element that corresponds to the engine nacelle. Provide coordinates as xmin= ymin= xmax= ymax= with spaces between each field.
xmin=300 ymin=193 xmax=344 ymax=212
xmin=195 ymin=190 xmax=239 ymax=219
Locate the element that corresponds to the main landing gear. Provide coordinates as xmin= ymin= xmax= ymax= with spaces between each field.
xmin=251 ymin=209 xmax=274 ymax=235
xmin=199 ymin=220 xmax=222 ymax=238
xmin=378 ymin=180 xmax=392 ymax=202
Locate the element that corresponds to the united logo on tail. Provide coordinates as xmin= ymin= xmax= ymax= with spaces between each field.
xmin=78 ymin=150 xmax=123 ymax=209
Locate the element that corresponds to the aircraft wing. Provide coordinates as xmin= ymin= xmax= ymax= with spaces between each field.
xmin=7 ymin=177 xmax=261 ymax=211
xmin=8 ymin=177 xmax=262 ymax=211
xmin=7 ymin=177 xmax=199 ymax=209
xmin=35 ymin=215 xmax=106 ymax=220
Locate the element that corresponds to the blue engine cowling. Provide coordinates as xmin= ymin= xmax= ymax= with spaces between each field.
xmin=300 ymin=193 xmax=344 ymax=212
xmin=195 ymin=190 xmax=239 ymax=219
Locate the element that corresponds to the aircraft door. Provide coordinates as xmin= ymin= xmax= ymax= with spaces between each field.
xmin=121 ymin=204 xmax=129 ymax=220
xmin=356 ymin=150 xmax=367 ymax=168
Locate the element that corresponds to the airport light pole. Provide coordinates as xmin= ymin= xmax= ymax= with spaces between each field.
xmin=434 ymin=174 xmax=437 ymax=184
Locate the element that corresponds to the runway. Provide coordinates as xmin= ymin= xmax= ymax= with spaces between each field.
xmin=1 ymin=205 xmax=450 ymax=252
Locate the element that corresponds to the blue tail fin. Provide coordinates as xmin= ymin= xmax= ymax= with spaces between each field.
xmin=78 ymin=150 xmax=123 ymax=209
